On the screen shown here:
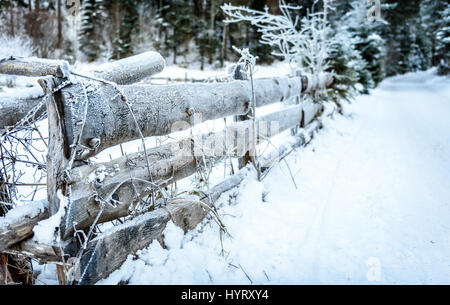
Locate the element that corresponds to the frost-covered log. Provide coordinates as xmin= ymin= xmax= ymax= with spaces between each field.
xmin=300 ymin=72 xmax=334 ymax=94
xmin=0 ymin=200 xmax=48 ymax=251
xmin=259 ymin=103 xmax=337 ymax=172
xmin=75 ymin=166 xmax=259 ymax=284
xmin=59 ymin=104 xmax=315 ymax=239
xmin=88 ymin=51 xmax=165 ymax=85
xmin=57 ymin=76 xmax=303 ymax=160
xmin=75 ymin=201 xmax=208 ymax=285
xmin=0 ymin=94 xmax=44 ymax=130
xmin=0 ymin=56 xmax=70 ymax=78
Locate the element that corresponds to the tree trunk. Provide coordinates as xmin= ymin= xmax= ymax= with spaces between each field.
xmin=57 ymin=0 xmax=62 ymax=49
xmin=267 ymin=0 xmax=281 ymax=15
xmin=9 ymin=6 xmax=14 ymax=37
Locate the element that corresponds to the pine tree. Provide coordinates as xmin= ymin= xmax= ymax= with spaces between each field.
xmin=112 ymin=0 xmax=140 ymax=59
xmin=79 ymin=0 xmax=106 ymax=62
xmin=436 ymin=4 xmax=450 ymax=75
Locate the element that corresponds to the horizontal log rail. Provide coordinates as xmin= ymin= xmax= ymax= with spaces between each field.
xmin=0 ymin=95 xmax=45 ymax=130
xmin=54 ymin=76 xmax=303 ymax=160
xmin=0 ymin=51 xmax=166 ymax=130
xmin=88 ymin=51 xmax=165 ymax=85
xmin=0 ymin=56 xmax=70 ymax=78
xmin=0 ymin=51 xmax=336 ymax=285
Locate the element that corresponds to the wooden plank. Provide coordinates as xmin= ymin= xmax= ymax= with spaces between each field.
xmin=0 ymin=56 xmax=69 ymax=78
xmin=59 ymin=105 xmax=306 ymax=239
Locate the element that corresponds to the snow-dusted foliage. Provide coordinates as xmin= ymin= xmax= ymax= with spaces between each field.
xmin=222 ymin=0 xmax=335 ymax=76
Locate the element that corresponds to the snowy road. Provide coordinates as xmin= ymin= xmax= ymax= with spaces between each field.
xmin=98 ymin=70 xmax=450 ymax=285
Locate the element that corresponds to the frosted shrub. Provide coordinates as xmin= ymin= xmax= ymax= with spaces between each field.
xmin=0 ymin=34 xmax=35 ymax=88
xmin=0 ymin=33 xmax=35 ymax=59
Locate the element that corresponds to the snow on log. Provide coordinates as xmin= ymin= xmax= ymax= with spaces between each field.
xmin=59 ymin=104 xmax=311 ymax=239
xmin=0 ymin=56 xmax=70 ymax=78
xmin=75 ymin=201 xmax=208 ymax=285
xmin=0 ymin=200 xmax=48 ymax=251
xmin=75 ymin=166 xmax=259 ymax=284
xmin=56 ymin=76 xmax=303 ymax=160
xmin=89 ymin=51 xmax=165 ymax=85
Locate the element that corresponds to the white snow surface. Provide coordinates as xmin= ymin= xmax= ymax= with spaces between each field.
xmin=0 ymin=199 xmax=46 ymax=227
xmin=96 ymin=69 xmax=450 ymax=285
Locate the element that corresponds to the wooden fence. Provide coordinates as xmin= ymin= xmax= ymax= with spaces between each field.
xmin=0 ymin=51 xmax=335 ymax=284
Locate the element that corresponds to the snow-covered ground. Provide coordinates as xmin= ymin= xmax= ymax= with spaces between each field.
xmin=87 ymin=69 xmax=450 ymax=285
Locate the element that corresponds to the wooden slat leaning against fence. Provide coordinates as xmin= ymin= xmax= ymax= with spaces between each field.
xmin=0 ymin=50 xmax=335 ymax=284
